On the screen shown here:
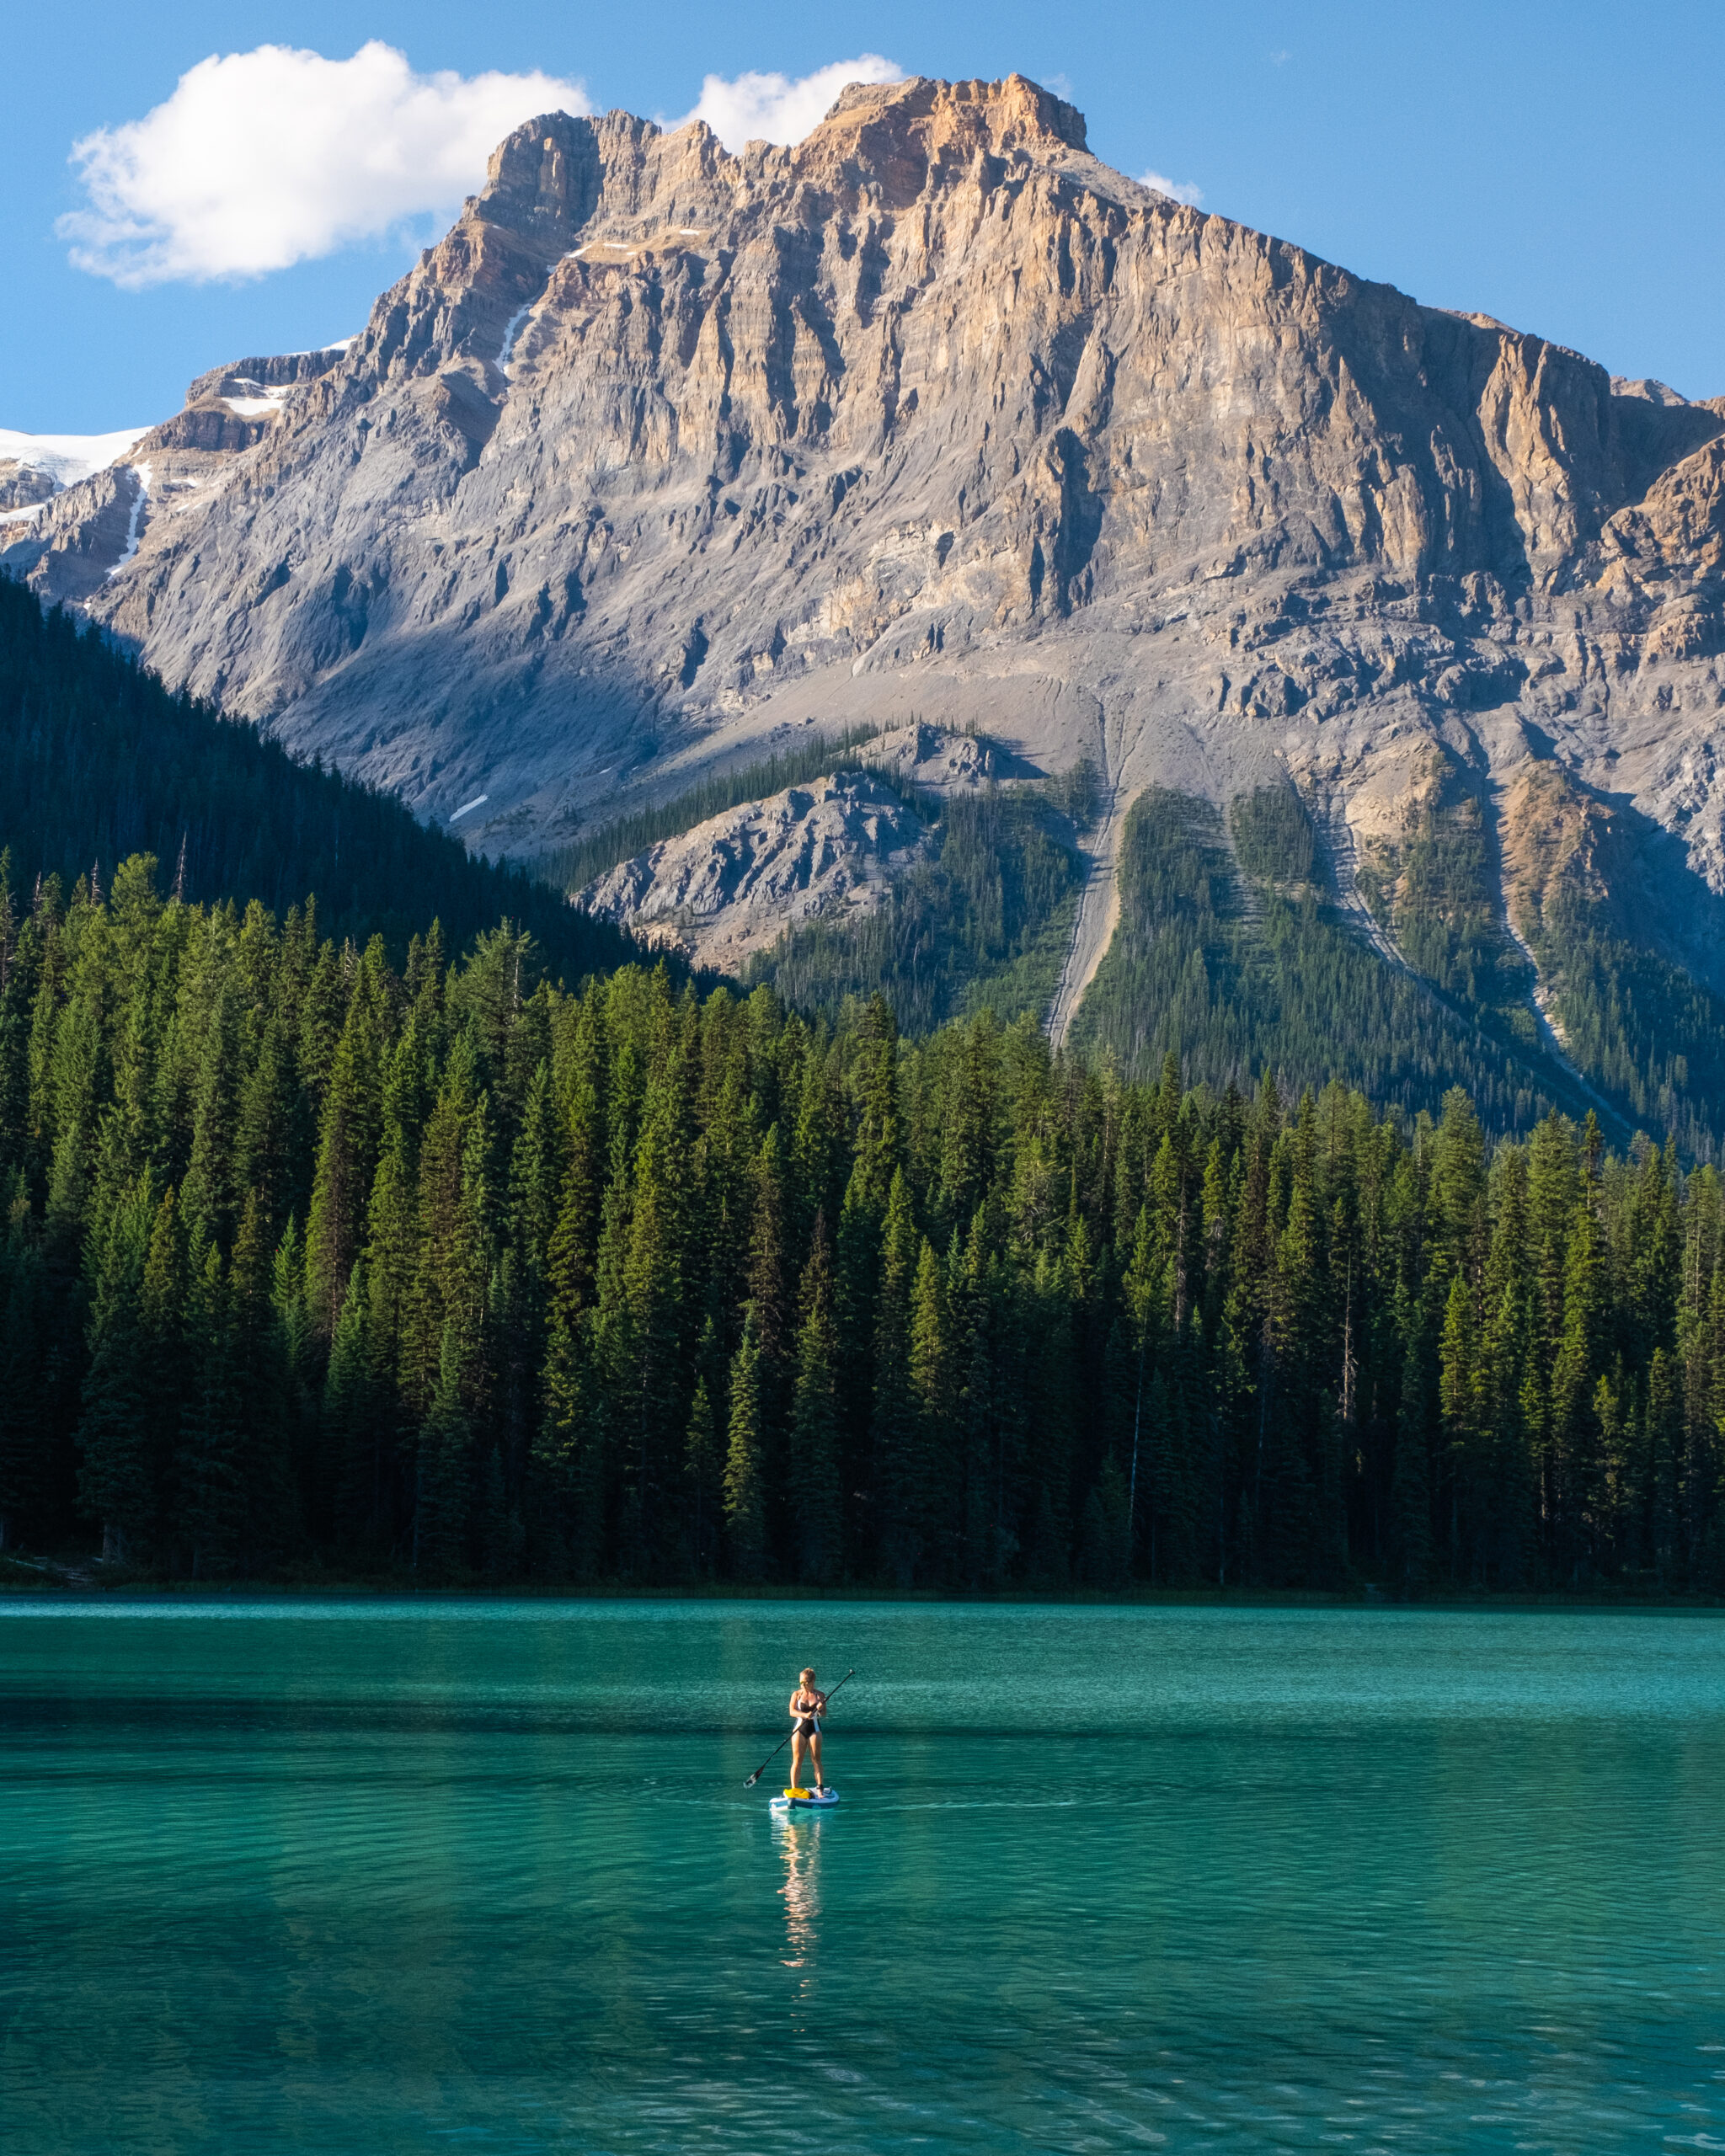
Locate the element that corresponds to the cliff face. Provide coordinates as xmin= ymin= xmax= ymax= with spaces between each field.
xmin=9 ymin=77 xmax=1725 ymax=978
xmin=5 ymin=345 xmax=350 ymax=606
xmin=577 ymin=768 xmax=930 ymax=973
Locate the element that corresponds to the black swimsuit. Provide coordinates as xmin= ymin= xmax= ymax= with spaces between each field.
xmin=793 ymin=1695 xmax=823 ymax=1736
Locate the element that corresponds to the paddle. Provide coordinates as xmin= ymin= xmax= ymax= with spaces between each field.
xmin=743 ymin=1668 xmax=854 ymax=1788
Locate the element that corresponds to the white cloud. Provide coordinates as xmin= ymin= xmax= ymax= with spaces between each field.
xmin=1140 ymin=169 xmax=1204 ymax=207
xmin=675 ymin=56 xmax=902 ymax=152
xmin=60 ymin=42 xmax=590 ymax=287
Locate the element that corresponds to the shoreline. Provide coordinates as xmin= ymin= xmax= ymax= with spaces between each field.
xmin=3 ymin=1556 xmax=1722 ymax=1612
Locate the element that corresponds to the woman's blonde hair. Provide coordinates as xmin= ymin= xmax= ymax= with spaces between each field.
xmin=799 ymin=1667 xmax=816 ymax=1684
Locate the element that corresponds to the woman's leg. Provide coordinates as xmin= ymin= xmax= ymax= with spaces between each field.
xmin=790 ymin=1729 xmax=807 ymax=1788
xmin=809 ymin=1732 xmax=824 ymax=1789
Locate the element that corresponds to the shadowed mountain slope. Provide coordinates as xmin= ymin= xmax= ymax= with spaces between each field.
xmin=0 ymin=579 xmax=642 ymax=977
xmin=9 ymin=73 xmax=1725 ymax=1139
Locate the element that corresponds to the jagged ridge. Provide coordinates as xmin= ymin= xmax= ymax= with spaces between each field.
xmin=8 ymin=72 xmax=1725 ymax=1136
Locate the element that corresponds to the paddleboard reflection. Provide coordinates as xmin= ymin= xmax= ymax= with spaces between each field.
xmin=773 ymin=1812 xmax=822 ymax=1970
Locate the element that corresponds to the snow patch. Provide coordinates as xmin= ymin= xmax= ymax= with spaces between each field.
xmin=223 ymin=386 xmax=294 ymax=418
xmin=107 ymin=462 xmax=152 ymax=577
xmin=0 ymin=503 xmax=46 ymax=527
xmin=495 ymin=305 xmax=531 ymax=378
xmin=0 ymin=425 xmax=152 ymax=488
xmin=451 ymin=793 xmax=489 ymax=823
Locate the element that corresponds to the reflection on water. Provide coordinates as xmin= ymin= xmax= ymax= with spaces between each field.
xmin=774 ymin=1812 xmax=821 ymax=1968
xmin=2 ymin=1598 xmax=1723 ymax=2154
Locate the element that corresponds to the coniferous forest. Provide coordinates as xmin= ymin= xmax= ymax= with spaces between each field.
xmin=0 ymin=579 xmax=638 ymax=980
xmin=2 ymin=837 xmax=1723 ymax=1595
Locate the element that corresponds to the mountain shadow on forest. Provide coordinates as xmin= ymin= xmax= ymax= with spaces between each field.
xmin=0 ymin=579 xmax=643 ymax=979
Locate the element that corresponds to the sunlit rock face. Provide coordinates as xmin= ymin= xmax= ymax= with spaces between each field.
xmin=13 ymin=73 xmax=1725 ymax=955
xmin=569 ymin=721 xmax=996 ymax=969
xmin=576 ymin=769 xmax=930 ymax=972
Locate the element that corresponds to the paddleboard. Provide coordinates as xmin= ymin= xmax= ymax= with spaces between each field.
xmin=771 ymin=1786 xmax=839 ymax=1812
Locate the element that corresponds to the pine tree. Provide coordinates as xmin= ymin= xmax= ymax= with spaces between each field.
xmin=76 ymin=1175 xmax=158 ymax=1562
xmin=1263 ymin=1095 xmax=1327 ymax=1583
xmin=9 ymin=822 xmax=1725 ymax=1603
xmin=325 ymin=1257 xmax=379 ymax=1550
xmin=1551 ymin=1197 xmax=1606 ymax=1581
xmin=872 ymin=1168 xmax=924 ymax=1585
xmin=620 ymin=1045 xmax=693 ymax=1574
xmin=304 ymin=977 xmax=386 ymax=1338
xmin=179 ymin=982 xmax=243 ymax=1252
xmin=533 ymin=1305 xmax=603 ymax=1579
xmin=45 ymin=931 xmax=108 ymax=1264
xmin=908 ymin=1236 xmax=957 ymax=1577
xmin=724 ymin=1307 xmax=767 ymax=1582
xmin=0 ymin=1180 xmax=48 ymax=1549
xmin=98 ymin=857 xmax=174 ymax=1217
xmin=415 ymin=1321 xmax=473 ymax=1582
xmin=270 ymin=1213 xmax=316 ymax=1542
xmin=401 ymin=1056 xmax=474 ymax=1412
xmin=179 ymin=1242 xmax=245 ymax=1579
xmin=478 ymin=1442 xmax=523 ymax=1580
xmin=235 ymin=1011 xmax=296 ymax=1243
xmin=746 ymin=1123 xmax=793 ymax=1370
xmin=364 ymin=1133 xmax=418 ymax=1406
xmin=1439 ymin=1269 xmax=1482 ymax=1566
xmin=1391 ymin=1289 xmax=1434 ymax=1591
xmin=22 ymin=877 xmax=68 ymax=1206
xmin=1477 ymin=1143 xmax=1534 ymax=1585
xmin=1430 ymin=1086 xmax=1488 ymax=1289
xmin=788 ymin=1217 xmax=843 ymax=1582
xmin=222 ymin=1190 xmax=296 ymax=1567
xmin=1645 ymin=1342 xmax=1681 ymax=1583
xmin=684 ymin=1366 xmax=723 ymax=1578
xmin=1078 ymin=1454 xmax=1132 ymax=1588
xmin=509 ymin=1059 xmax=565 ymax=1313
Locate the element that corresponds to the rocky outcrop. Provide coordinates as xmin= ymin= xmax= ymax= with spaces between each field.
xmin=578 ymin=768 xmax=928 ymax=969
xmin=19 ymin=462 xmax=149 ymax=603
xmin=184 ymin=344 xmax=352 ymax=403
xmin=0 ymin=346 xmax=350 ymax=595
xmin=0 ymin=462 xmax=58 ymax=512
xmin=568 ymin=719 xmax=1006 ymax=963
xmin=8 ymin=73 xmax=1725 ymax=1028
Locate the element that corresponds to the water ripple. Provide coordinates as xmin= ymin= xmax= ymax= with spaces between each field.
xmin=2 ymin=1601 xmax=1721 ymax=2153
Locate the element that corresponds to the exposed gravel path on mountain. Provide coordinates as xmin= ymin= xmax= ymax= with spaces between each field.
xmin=1049 ymin=780 xmax=1135 ymax=1049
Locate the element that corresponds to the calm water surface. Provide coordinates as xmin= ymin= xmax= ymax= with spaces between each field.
xmin=2 ymin=1599 xmax=1722 ymax=2153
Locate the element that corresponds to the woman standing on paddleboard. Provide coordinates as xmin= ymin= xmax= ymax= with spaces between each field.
xmin=788 ymin=1668 xmax=829 ymax=1794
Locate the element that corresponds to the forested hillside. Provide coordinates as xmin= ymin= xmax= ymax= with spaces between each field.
xmin=541 ymin=723 xmax=891 ymax=895
xmin=750 ymin=786 xmax=1083 ymax=1032
xmin=0 ymin=579 xmax=638 ymax=979
xmin=2 ymin=841 xmax=1721 ymax=1595
xmin=1076 ymin=788 xmax=1616 ymax=1139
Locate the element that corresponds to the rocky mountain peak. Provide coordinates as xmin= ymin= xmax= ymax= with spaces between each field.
xmin=804 ymin=71 xmax=1090 ymax=168
xmin=8 ymin=73 xmax=1725 ymax=1076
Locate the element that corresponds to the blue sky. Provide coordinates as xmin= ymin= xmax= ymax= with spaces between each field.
xmin=6 ymin=0 xmax=1722 ymax=434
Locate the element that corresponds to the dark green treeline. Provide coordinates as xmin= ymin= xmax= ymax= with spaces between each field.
xmin=0 ymin=579 xmax=638 ymax=979
xmin=3 ymin=846 xmax=1724 ymax=1595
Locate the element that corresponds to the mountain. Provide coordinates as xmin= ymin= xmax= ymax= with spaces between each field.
xmin=0 ymin=575 xmax=640 ymax=979
xmin=8 ymin=73 xmax=1725 ymax=1139
xmin=0 ymin=424 xmax=152 ymax=515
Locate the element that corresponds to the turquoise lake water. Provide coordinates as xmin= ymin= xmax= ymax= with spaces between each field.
xmin=2 ymin=1599 xmax=1722 ymax=2153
